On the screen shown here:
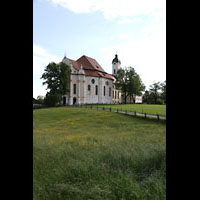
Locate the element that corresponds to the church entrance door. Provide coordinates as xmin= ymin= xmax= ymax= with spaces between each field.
xmin=73 ymin=97 xmax=76 ymax=105
xmin=63 ymin=96 xmax=66 ymax=105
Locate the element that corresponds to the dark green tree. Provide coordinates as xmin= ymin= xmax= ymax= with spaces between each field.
xmin=127 ymin=67 xmax=145 ymax=102
xmin=115 ymin=68 xmax=129 ymax=104
xmin=149 ymin=82 xmax=161 ymax=104
xmin=160 ymin=80 xmax=166 ymax=104
xmin=58 ymin=62 xmax=71 ymax=95
xmin=115 ymin=67 xmax=145 ymax=104
xmin=41 ymin=62 xmax=71 ymax=106
xmin=43 ymin=92 xmax=62 ymax=107
xmin=142 ymin=90 xmax=150 ymax=104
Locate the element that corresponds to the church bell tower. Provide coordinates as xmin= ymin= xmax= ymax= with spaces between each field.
xmin=112 ymin=54 xmax=121 ymax=76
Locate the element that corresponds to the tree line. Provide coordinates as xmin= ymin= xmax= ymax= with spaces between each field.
xmin=142 ymin=81 xmax=166 ymax=104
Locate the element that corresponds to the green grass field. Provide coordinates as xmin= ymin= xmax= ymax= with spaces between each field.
xmin=84 ymin=104 xmax=166 ymax=116
xmin=33 ymin=107 xmax=166 ymax=200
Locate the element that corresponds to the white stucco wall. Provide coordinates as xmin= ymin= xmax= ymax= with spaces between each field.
xmin=84 ymin=76 xmax=113 ymax=104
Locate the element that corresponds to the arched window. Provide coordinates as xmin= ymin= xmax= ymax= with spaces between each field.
xmin=114 ymin=69 xmax=116 ymax=74
xmin=88 ymin=85 xmax=91 ymax=91
xmin=73 ymin=84 xmax=76 ymax=94
xmin=104 ymin=86 xmax=105 ymax=96
xmin=109 ymin=87 xmax=111 ymax=97
xmin=96 ymin=85 xmax=98 ymax=95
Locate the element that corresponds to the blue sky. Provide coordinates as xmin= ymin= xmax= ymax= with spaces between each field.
xmin=33 ymin=0 xmax=166 ymax=98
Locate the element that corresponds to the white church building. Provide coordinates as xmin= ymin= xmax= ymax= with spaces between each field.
xmin=60 ymin=54 xmax=141 ymax=105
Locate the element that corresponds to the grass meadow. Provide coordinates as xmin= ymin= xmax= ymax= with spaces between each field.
xmin=33 ymin=106 xmax=166 ymax=200
xmin=84 ymin=104 xmax=166 ymax=116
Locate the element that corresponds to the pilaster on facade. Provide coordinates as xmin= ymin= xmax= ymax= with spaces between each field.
xmin=98 ymin=77 xmax=103 ymax=104
xmin=82 ymin=75 xmax=86 ymax=104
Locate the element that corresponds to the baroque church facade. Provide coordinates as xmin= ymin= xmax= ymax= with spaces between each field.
xmin=61 ymin=54 xmax=122 ymax=105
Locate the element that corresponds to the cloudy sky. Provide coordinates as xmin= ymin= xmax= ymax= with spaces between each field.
xmin=33 ymin=0 xmax=166 ymax=98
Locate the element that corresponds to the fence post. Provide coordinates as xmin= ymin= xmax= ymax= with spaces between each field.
xmin=144 ymin=113 xmax=146 ymax=119
xmin=103 ymin=107 xmax=104 ymax=110
xmin=126 ymin=110 xmax=127 ymax=114
xmin=157 ymin=114 xmax=159 ymax=120
xmin=135 ymin=111 xmax=136 ymax=116
xmin=117 ymin=108 xmax=118 ymax=112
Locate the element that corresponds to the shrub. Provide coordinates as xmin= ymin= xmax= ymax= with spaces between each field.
xmin=44 ymin=92 xmax=62 ymax=107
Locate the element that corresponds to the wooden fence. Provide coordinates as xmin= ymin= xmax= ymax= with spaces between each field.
xmin=79 ymin=104 xmax=166 ymax=120
xmin=33 ymin=104 xmax=166 ymax=120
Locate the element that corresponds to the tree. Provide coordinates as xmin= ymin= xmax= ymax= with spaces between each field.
xmin=37 ymin=95 xmax=44 ymax=104
xmin=127 ymin=67 xmax=145 ymax=102
xmin=115 ymin=67 xmax=145 ymax=104
xmin=160 ymin=80 xmax=166 ymax=104
xmin=43 ymin=92 xmax=62 ymax=107
xmin=41 ymin=62 xmax=71 ymax=106
xmin=149 ymin=82 xmax=161 ymax=104
xmin=115 ymin=68 xmax=129 ymax=104
xmin=58 ymin=62 xmax=71 ymax=95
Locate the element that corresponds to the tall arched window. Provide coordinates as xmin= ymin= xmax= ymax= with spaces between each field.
xmin=109 ymin=87 xmax=111 ymax=96
xmin=88 ymin=85 xmax=91 ymax=91
xmin=96 ymin=85 xmax=98 ymax=95
xmin=104 ymin=86 xmax=105 ymax=96
xmin=73 ymin=84 xmax=76 ymax=94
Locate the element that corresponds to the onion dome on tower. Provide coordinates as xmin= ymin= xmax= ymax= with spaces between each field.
xmin=112 ymin=54 xmax=121 ymax=64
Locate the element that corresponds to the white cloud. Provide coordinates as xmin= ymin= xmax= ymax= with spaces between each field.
xmin=100 ymin=19 xmax=166 ymax=89
xmin=117 ymin=17 xmax=142 ymax=24
xmin=109 ymin=32 xmax=135 ymax=42
xmin=33 ymin=44 xmax=60 ymax=98
xmin=47 ymin=0 xmax=166 ymax=20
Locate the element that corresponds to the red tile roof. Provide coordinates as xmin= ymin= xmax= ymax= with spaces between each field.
xmin=76 ymin=55 xmax=105 ymax=72
xmin=68 ymin=55 xmax=115 ymax=80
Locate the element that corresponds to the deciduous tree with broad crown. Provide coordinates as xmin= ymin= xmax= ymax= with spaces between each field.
xmin=41 ymin=62 xmax=71 ymax=106
xmin=115 ymin=67 xmax=145 ymax=104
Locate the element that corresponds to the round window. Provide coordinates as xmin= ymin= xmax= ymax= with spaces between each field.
xmin=91 ymin=79 xmax=95 ymax=84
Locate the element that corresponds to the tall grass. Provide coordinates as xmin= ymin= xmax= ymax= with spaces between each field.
xmin=33 ymin=107 xmax=166 ymax=200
